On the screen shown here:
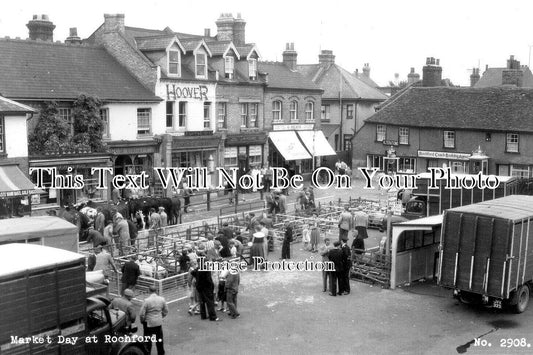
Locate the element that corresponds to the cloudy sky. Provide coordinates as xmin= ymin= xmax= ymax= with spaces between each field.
xmin=1 ymin=0 xmax=532 ymax=87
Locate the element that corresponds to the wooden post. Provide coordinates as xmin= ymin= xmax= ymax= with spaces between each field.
xmin=386 ymin=211 xmax=392 ymax=256
xmin=207 ymin=191 xmax=211 ymax=211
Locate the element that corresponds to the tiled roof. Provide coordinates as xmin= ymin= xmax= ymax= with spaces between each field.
xmin=259 ymin=62 xmax=322 ymax=91
xmin=136 ymin=35 xmax=176 ymax=51
xmin=474 ymin=67 xmax=533 ymax=88
xmin=298 ymin=64 xmax=387 ymax=101
xmin=205 ymin=40 xmax=235 ymax=56
xmin=366 ymin=86 xmax=533 ymax=132
xmin=0 ymin=96 xmax=36 ymax=114
xmin=0 ymin=39 xmax=161 ymax=102
xmin=236 ymin=44 xmax=256 ymax=57
xmin=355 ymin=72 xmax=379 ymax=88
xmin=180 ymin=38 xmax=203 ymax=52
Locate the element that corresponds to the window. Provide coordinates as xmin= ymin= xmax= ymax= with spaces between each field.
xmin=343 ymin=135 xmax=353 ymax=151
xmin=485 ymin=132 xmax=492 ymax=142
xmin=240 ymin=104 xmax=248 ymax=127
xmin=305 ymin=102 xmax=314 ymax=121
xmin=506 ymin=133 xmax=519 ymax=153
xmin=376 ymin=124 xmax=386 ymax=142
xmin=137 ymin=108 xmax=151 ymax=135
xmin=178 ymin=102 xmax=187 ymax=128
xmin=272 ymin=101 xmax=282 ymax=122
xmin=248 ymin=59 xmax=257 ymax=80
xmin=165 ymin=102 xmax=174 ymax=129
xmin=367 ymin=155 xmax=384 ymax=170
xmin=168 ymin=50 xmax=180 ymax=76
xmin=345 ymin=104 xmax=354 ymax=119
xmin=290 ymin=101 xmax=298 ymax=121
xmin=443 ymin=130 xmax=455 ymax=148
xmin=399 ymin=127 xmax=409 ymax=145
xmin=99 ymin=109 xmax=109 ymax=138
xmin=224 ymin=56 xmax=234 ymax=79
xmin=249 ymin=145 xmax=262 ymax=166
xmin=224 ymin=147 xmax=238 ymax=167
xmin=59 ymin=108 xmax=73 ymax=134
xmin=511 ymin=164 xmax=530 ymax=178
xmin=398 ymin=157 xmax=416 ymax=173
xmin=196 ymin=52 xmax=207 ymax=78
xmin=217 ymin=103 xmax=227 ymax=129
xmin=249 ymin=103 xmax=258 ymax=127
xmin=321 ymin=105 xmax=330 ymax=121
xmin=203 ymin=102 xmax=211 ymax=129
xmin=0 ymin=116 xmax=4 ymax=152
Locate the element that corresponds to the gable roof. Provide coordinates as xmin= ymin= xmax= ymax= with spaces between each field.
xmin=136 ymin=34 xmax=185 ymax=53
xmin=474 ymin=67 xmax=533 ymax=88
xmin=0 ymin=39 xmax=161 ymax=102
xmin=0 ymin=96 xmax=36 ymax=114
xmin=259 ymin=62 xmax=322 ymax=91
xmin=366 ymin=86 xmax=533 ymax=132
xmin=355 ymin=72 xmax=379 ymax=88
xmin=205 ymin=40 xmax=240 ymax=59
xmin=298 ymin=63 xmax=387 ymax=101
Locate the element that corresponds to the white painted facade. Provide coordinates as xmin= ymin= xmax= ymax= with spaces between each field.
xmin=5 ymin=114 xmax=28 ymax=158
xmin=103 ymin=102 xmax=162 ymax=141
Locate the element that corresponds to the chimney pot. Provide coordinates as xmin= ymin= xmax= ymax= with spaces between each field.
xmin=204 ymin=28 xmax=211 ymax=37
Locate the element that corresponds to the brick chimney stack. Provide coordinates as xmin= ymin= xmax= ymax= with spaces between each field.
xmin=319 ymin=50 xmax=335 ymax=66
xmin=216 ymin=13 xmax=235 ymax=42
xmin=27 ymin=14 xmax=55 ymax=42
xmin=65 ymin=27 xmax=82 ymax=45
xmin=282 ymin=43 xmax=297 ymax=71
xmin=233 ymin=13 xmax=246 ymax=46
xmin=362 ymin=63 xmax=370 ymax=77
xmin=502 ymin=55 xmax=524 ymax=87
xmin=407 ymin=67 xmax=420 ymax=84
xmin=470 ymin=68 xmax=480 ymax=87
xmin=422 ymin=57 xmax=443 ymax=87
xmin=104 ymin=14 xmax=125 ymax=34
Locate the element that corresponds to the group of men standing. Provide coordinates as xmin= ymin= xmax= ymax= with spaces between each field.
xmin=319 ymin=238 xmax=352 ymax=296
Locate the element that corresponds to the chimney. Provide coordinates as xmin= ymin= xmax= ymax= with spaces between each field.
xmin=407 ymin=67 xmax=420 ymax=84
xmin=204 ymin=28 xmax=211 ymax=37
xmin=422 ymin=57 xmax=443 ymax=87
xmin=470 ymin=68 xmax=480 ymax=87
xmin=362 ymin=63 xmax=370 ymax=77
xmin=104 ymin=14 xmax=125 ymax=34
xmin=233 ymin=13 xmax=246 ymax=46
xmin=507 ymin=55 xmax=520 ymax=70
xmin=216 ymin=13 xmax=234 ymax=42
xmin=318 ymin=50 xmax=335 ymax=66
xmin=502 ymin=69 xmax=523 ymax=87
xmin=27 ymin=14 xmax=55 ymax=42
xmin=282 ymin=43 xmax=297 ymax=71
xmin=65 ymin=27 xmax=82 ymax=45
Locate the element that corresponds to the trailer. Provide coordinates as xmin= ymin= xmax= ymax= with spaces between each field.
xmin=438 ymin=195 xmax=533 ymax=313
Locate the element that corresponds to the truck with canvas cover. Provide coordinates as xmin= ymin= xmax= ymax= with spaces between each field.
xmin=438 ymin=195 xmax=533 ymax=313
xmin=0 ymin=244 xmax=147 ymax=354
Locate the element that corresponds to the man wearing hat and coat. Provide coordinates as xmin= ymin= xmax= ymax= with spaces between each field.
xmin=110 ymin=288 xmax=137 ymax=330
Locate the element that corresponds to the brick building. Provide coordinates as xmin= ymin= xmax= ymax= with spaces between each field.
xmin=474 ymin=55 xmax=533 ymax=88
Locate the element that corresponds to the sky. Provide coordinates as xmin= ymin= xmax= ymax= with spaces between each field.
xmin=1 ymin=0 xmax=533 ymax=87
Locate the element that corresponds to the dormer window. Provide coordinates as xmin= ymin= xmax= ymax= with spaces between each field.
xmin=196 ymin=52 xmax=207 ymax=78
xmin=168 ymin=50 xmax=181 ymax=76
xmin=225 ymin=56 xmax=234 ymax=79
xmin=248 ymin=58 xmax=257 ymax=80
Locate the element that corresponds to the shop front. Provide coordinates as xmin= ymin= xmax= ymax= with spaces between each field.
xmin=418 ymin=150 xmax=478 ymax=174
xmin=225 ymin=132 xmax=267 ymax=173
xmin=0 ymin=164 xmax=42 ymax=218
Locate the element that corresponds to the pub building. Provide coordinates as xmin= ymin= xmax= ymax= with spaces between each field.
xmin=0 ymin=16 xmax=162 ymax=210
xmin=353 ymin=61 xmax=533 ymax=178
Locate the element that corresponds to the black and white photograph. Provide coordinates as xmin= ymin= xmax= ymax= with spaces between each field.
xmin=2 ymin=0 xmax=533 ymax=354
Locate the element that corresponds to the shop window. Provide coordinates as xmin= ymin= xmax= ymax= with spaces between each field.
xmin=376 ymin=124 xmax=386 ymax=142
xmin=426 ymin=159 xmax=439 ymax=171
xmin=168 ymin=50 xmax=181 ymax=76
xmin=0 ymin=116 xmax=5 ymax=152
xmin=249 ymin=103 xmax=258 ymax=128
xmin=165 ymin=102 xmax=174 ymax=129
xmin=290 ymin=101 xmax=298 ymax=121
xmin=443 ymin=130 xmax=455 ymax=148
xmin=399 ymin=127 xmax=409 ymax=145
xmin=224 ymin=147 xmax=238 ymax=167
xmin=321 ymin=104 xmax=330 ymax=121
xmin=248 ymin=58 xmax=257 ymax=80
xmin=344 ymin=104 xmax=354 ymax=119
xmin=305 ymin=101 xmax=314 ymax=121
xmin=240 ymin=104 xmax=248 ymax=127
xmin=506 ymin=133 xmax=519 ymax=153
xmin=195 ymin=52 xmax=207 ymax=78
xmin=343 ymin=135 xmax=353 ymax=151
xmin=224 ymin=56 xmax=234 ymax=79
xmin=398 ymin=157 xmax=416 ymax=173
xmin=178 ymin=102 xmax=187 ymax=128
xmin=217 ymin=102 xmax=227 ymax=129
xmin=511 ymin=164 xmax=530 ymax=178
xmin=59 ymin=108 xmax=73 ymax=134
xmin=137 ymin=108 xmax=151 ymax=136
xmin=272 ymin=101 xmax=282 ymax=122
xmin=367 ymin=155 xmax=384 ymax=170
xmin=100 ymin=108 xmax=109 ymax=138
xmin=249 ymin=145 xmax=262 ymax=167
xmin=203 ymin=102 xmax=211 ymax=129
xmin=451 ymin=161 xmax=466 ymax=173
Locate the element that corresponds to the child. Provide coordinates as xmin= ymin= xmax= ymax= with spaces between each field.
xmin=229 ymin=240 xmax=237 ymax=258
xmin=217 ymin=269 xmax=228 ymax=312
xmin=302 ymin=224 xmax=310 ymax=251
xmin=187 ymin=260 xmax=200 ymax=315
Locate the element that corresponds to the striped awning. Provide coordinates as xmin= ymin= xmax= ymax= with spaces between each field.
xmin=0 ymin=165 xmax=39 ymax=197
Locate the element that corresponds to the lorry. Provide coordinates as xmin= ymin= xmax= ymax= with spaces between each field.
xmin=438 ymin=195 xmax=533 ymax=313
xmin=0 ymin=243 xmax=147 ymax=354
xmin=401 ymin=173 xmax=519 ymax=219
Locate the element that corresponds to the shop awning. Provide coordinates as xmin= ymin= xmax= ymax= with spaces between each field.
xmin=296 ymin=131 xmax=337 ymax=157
xmin=0 ymin=165 xmax=40 ymax=197
xmin=269 ymin=131 xmax=312 ymax=161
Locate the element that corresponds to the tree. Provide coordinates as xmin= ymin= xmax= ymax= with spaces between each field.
xmin=28 ymin=101 xmax=71 ymax=154
xmin=71 ymin=94 xmax=106 ymax=152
